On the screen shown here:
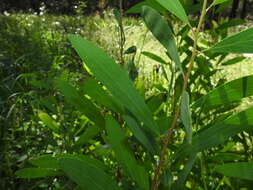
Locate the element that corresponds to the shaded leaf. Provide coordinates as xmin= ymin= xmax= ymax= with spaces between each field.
xmin=16 ymin=168 xmax=59 ymax=179
xmin=180 ymin=91 xmax=192 ymax=144
xmin=68 ymin=35 xmax=159 ymax=135
xmin=123 ymin=115 xmax=156 ymax=153
xmin=221 ymin=56 xmax=246 ymax=66
xmin=126 ymin=0 xmax=165 ymax=14
xmin=141 ymin=6 xmax=182 ymax=70
xmin=211 ymin=0 xmax=230 ymax=6
xmin=60 ymin=158 xmax=120 ymax=190
xmin=106 ymin=115 xmax=150 ymax=190
xmin=142 ymin=51 xmax=167 ymax=65
xmin=215 ymin=162 xmax=253 ymax=180
xmin=55 ymin=78 xmax=104 ymax=127
xmin=30 ymin=155 xmax=60 ymax=169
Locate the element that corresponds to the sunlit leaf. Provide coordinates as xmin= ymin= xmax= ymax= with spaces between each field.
xmin=192 ymin=75 xmax=253 ymax=110
xmin=208 ymin=27 xmax=253 ymax=54
xmin=180 ymin=91 xmax=192 ymax=144
xmin=211 ymin=0 xmax=230 ymax=6
xmin=38 ymin=111 xmax=59 ymax=133
xmin=175 ymin=106 xmax=253 ymax=158
xmin=154 ymin=0 xmax=189 ymax=23
xmin=68 ymin=35 xmax=159 ymax=135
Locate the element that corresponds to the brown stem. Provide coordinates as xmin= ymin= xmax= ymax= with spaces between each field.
xmin=151 ymin=1 xmax=208 ymax=189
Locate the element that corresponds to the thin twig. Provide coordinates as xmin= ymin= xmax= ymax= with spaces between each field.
xmin=151 ymin=1 xmax=208 ymax=189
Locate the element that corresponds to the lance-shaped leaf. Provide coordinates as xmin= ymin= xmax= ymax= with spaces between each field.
xmin=60 ymin=158 xmax=120 ymax=190
xmin=126 ymin=0 xmax=165 ymax=14
xmin=55 ymin=78 xmax=104 ymax=127
xmin=211 ymin=0 xmax=230 ymax=6
xmin=208 ymin=27 xmax=253 ymax=54
xmin=175 ymin=106 xmax=253 ymax=158
xmin=192 ymin=75 xmax=253 ymax=110
xmin=142 ymin=51 xmax=167 ymax=65
xmin=155 ymin=0 xmax=189 ymax=23
xmin=123 ymin=115 xmax=156 ymax=153
xmin=174 ymin=153 xmax=197 ymax=189
xmin=16 ymin=168 xmax=59 ymax=179
xmin=68 ymin=35 xmax=159 ymax=135
xmin=180 ymin=91 xmax=192 ymax=144
xmin=106 ymin=115 xmax=150 ymax=190
xmin=141 ymin=6 xmax=182 ymax=70
xmin=215 ymin=162 xmax=253 ymax=180
xmin=38 ymin=111 xmax=59 ymax=134
xmin=80 ymin=78 xmax=123 ymax=113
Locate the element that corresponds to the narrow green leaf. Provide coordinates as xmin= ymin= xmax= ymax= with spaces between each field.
xmin=80 ymin=78 xmax=123 ymax=113
xmin=142 ymin=51 xmax=167 ymax=65
xmin=60 ymin=158 xmax=120 ymax=190
xmin=55 ymin=78 xmax=104 ymax=127
xmin=76 ymin=125 xmax=101 ymax=145
xmin=126 ymin=0 xmax=165 ymax=14
xmin=38 ymin=111 xmax=59 ymax=133
xmin=180 ymin=91 xmax=192 ymax=144
xmin=141 ymin=6 xmax=182 ymax=70
xmin=208 ymin=27 xmax=253 ymax=54
xmin=193 ymin=75 xmax=253 ymax=110
xmin=175 ymin=106 xmax=253 ymax=158
xmin=174 ymin=154 xmax=197 ymax=189
xmin=211 ymin=0 xmax=230 ymax=6
xmin=123 ymin=115 xmax=156 ymax=153
xmin=30 ymin=155 xmax=60 ymax=169
xmin=215 ymin=162 xmax=253 ymax=180
xmin=16 ymin=168 xmax=59 ymax=179
xmin=221 ymin=56 xmax=246 ymax=66
xmin=68 ymin=35 xmax=159 ymax=135
xmin=154 ymin=0 xmax=189 ymax=23
xmin=106 ymin=115 xmax=150 ymax=190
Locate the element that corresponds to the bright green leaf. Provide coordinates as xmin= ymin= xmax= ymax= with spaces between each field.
xmin=211 ymin=0 xmax=230 ymax=6
xmin=38 ymin=111 xmax=59 ymax=133
xmin=192 ymin=75 xmax=253 ymax=110
xmin=180 ymin=91 xmax=192 ymax=144
xmin=208 ymin=27 xmax=253 ymax=54
xmin=154 ymin=0 xmax=189 ymax=23
xmin=68 ymin=35 xmax=159 ymax=135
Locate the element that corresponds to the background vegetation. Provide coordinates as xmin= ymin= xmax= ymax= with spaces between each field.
xmin=1 ymin=0 xmax=253 ymax=190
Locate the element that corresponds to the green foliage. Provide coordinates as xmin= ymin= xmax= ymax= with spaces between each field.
xmin=2 ymin=1 xmax=253 ymax=190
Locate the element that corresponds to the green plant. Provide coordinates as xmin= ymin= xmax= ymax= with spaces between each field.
xmin=15 ymin=0 xmax=253 ymax=190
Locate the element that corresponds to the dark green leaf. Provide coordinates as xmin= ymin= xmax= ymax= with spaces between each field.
xmin=16 ymin=168 xmax=59 ymax=179
xmin=142 ymin=51 xmax=167 ymax=65
xmin=211 ymin=0 xmax=230 ymax=6
xmin=215 ymin=162 xmax=253 ymax=180
xmin=30 ymin=155 xmax=60 ymax=169
xmin=123 ymin=115 xmax=156 ymax=153
xmin=141 ymin=6 xmax=182 ymax=70
xmin=68 ymin=35 xmax=159 ymax=135
xmin=221 ymin=56 xmax=246 ymax=66
xmin=60 ymin=158 xmax=120 ymax=190
xmin=106 ymin=115 xmax=150 ymax=190
xmin=55 ymin=78 xmax=104 ymax=127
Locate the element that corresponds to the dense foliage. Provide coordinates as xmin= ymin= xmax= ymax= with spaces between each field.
xmin=1 ymin=0 xmax=253 ymax=190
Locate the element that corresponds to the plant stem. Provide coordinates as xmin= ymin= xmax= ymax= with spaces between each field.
xmin=119 ymin=0 xmax=125 ymax=66
xmin=151 ymin=1 xmax=208 ymax=189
